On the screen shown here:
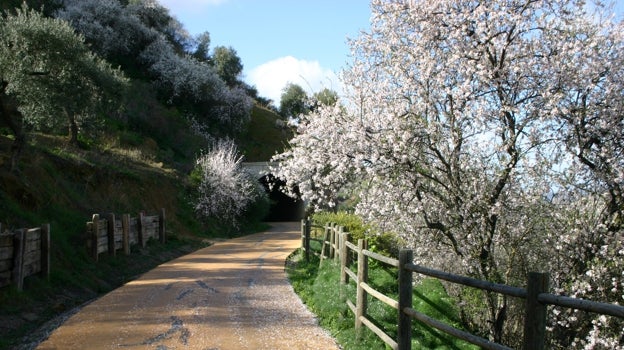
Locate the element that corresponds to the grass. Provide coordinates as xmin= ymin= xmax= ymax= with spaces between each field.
xmin=239 ymin=104 xmax=292 ymax=161
xmin=0 ymin=133 xmax=238 ymax=349
xmin=286 ymin=249 xmax=480 ymax=350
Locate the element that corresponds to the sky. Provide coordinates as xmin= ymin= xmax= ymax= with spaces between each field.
xmin=158 ymin=0 xmax=624 ymax=106
xmin=158 ymin=0 xmax=372 ymax=105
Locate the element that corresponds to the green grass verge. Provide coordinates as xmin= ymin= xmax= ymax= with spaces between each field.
xmin=286 ymin=250 xmax=480 ymax=350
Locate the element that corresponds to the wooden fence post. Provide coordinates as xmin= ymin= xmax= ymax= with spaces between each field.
xmin=91 ymin=214 xmax=99 ymax=261
xmin=122 ymin=214 xmax=130 ymax=255
xmin=305 ymin=218 xmax=311 ymax=262
xmin=355 ymin=238 xmax=368 ymax=337
xmin=106 ymin=213 xmax=116 ymax=257
xmin=334 ymin=226 xmax=342 ymax=263
xmin=398 ymin=249 xmax=414 ymax=350
xmin=158 ymin=208 xmax=166 ymax=244
xmin=138 ymin=212 xmax=146 ymax=248
xmin=12 ymin=229 xmax=25 ymax=291
xmin=40 ymin=224 xmax=50 ymax=280
xmin=334 ymin=226 xmax=340 ymax=263
xmin=320 ymin=224 xmax=330 ymax=266
xmin=329 ymin=223 xmax=336 ymax=259
xmin=301 ymin=218 xmax=309 ymax=261
xmin=340 ymin=231 xmax=350 ymax=284
xmin=523 ymin=272 xmax=549 ymax=350
xmin=300 ymin=219 xmax=305 ymax=249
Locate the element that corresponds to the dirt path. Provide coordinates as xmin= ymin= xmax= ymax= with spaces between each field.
xmin=37 ymin=222 xmax=339 ymax=350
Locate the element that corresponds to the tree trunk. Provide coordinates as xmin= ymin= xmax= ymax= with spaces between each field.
xmin=0 ymin=83 xmax=26 ymax=172
xmin=9 ymin=131 xmax=25 ymax=173
xmin=66 ymin=109 xmax=79 ymax=146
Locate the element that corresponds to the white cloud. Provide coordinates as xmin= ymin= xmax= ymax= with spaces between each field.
xmin=247 ymin=56 xmax=341 ymax=105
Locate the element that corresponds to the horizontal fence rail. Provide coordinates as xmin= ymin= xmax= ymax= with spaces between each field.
xmin=301 ymin=219 xmax=624 ymax=350
xmin=403 ymin=263 xmax=527 ymax=299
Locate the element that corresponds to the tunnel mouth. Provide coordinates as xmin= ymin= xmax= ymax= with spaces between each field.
xmin=259 ymin=174 xmax=304 ymax=222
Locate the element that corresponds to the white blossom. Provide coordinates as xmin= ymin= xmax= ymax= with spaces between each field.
xmin=272 ymin=0 xmax=624 ymax=347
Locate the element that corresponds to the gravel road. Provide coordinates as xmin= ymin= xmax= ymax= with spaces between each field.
xmin=36 ymin=222 xmax=339 ymax=349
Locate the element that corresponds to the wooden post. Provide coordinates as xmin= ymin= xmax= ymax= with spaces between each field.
xmin=329 ymin=223 xmax=336 ymax=259
xmin=12 ymin=229 xmax=26 ymax=291
xmin=355 ymin=238 xmax=368 ymax=336
xmin=340 ymin=231 xmax=350 ymax=284
xmin=319 ymin=225 xmax=330 ymax=266
xmin=334 ymin=226 xmax=342 ymax=263
xmin=40 ymin=224 xmax=50 ymax=280
xmin=398 ymin=249 xmax=414 ymax=350
xmin=91 ymin=214 xmax=99 ymax=261
xmin=138 ymin=212 xmax=146 ymax=248
xmin=523 ymin=272 xmax=549 ymax=350
xmin=158 ymin=208 xmax=166 ymax=244
xmin=122 ymin=214 xmax=130 ymax=255
xmin=300 ymin=219 xmax=305 ymax=248
xmin=300 ymin=219 xmax=306 ymax=258
xmin=304 ymin=218 xmax=311 ymax=262
xmin=106 ymin=213 xmax=116 ymax=257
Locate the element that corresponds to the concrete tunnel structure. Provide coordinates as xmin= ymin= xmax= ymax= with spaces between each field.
xmin=241 ymin=162 xmax=305 ymax=222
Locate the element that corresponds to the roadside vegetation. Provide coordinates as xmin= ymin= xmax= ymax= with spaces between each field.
xmin=287 ymin=212 xmax=479 ymax=350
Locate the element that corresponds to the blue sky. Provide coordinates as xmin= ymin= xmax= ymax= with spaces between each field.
xmin=159 ymin=0 xmax=624 ymax=105
xmin=159 ymin=0 xmax=371 ymax=104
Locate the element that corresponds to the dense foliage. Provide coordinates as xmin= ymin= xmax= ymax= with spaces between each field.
xmin=0 ymin=5 xmax=127 ymax=170
xmin=273 ymin=0 xmax=624 ymax=348
xmin=279 ymin=83 xmax=309 ymax=119
xmin=56 ymin=0 xmax=253 ymax=135
xmin=1 ymin=0 xmax=280 ymax=239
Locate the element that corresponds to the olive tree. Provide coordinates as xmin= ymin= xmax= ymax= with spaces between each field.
xmin=0 ymin=5 xmax=126 ymax=170
xmin=212 ymin=46 xmax=243 ymax=87
xmin=279 ymin=83 xmax=308 ymax=119
xmin=58 ymin=0 xmax=252 ymax=132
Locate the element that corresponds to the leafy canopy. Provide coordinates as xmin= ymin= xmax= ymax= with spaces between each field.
xmin=0 ymin=4 xmax=126 ymax=150
xmin=279 ymin=83 xmax=308 ymax=118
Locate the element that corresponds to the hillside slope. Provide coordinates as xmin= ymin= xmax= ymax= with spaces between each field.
xmin=239 ymin=104 xmax=292 ymax=162
xmin=0 ymin=134 xmax=209 ymax=349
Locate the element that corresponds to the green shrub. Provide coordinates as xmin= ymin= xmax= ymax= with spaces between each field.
xmin=311 ymin=211 xmax=403 ymax=258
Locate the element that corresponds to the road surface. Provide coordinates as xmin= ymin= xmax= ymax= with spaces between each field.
xmin=37 ymin=222 xmax=339 ymax=349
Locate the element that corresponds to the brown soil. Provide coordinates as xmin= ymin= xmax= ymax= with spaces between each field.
xmin=35 ymin=222 xmax=339 ymax=350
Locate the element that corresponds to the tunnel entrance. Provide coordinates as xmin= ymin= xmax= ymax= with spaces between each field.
xmin=259 ymin=174 xmax=304 ymax=222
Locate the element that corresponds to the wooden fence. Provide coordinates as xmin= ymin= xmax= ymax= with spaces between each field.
xmin=0 ymin=223 xmax=50 ymax=291
xmin=86 ymin=209 xmax=166 ymax=261
xmin=301 ymin=219 xmax=624 ymax=350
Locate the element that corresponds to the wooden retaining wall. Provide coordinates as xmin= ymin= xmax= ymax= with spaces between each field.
xmin=0 ymin=223 xmax=51 ymax=291
xmin=86 ymin=209 xmax=166 ymax=261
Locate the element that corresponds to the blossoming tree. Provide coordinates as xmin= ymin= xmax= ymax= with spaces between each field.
xmin=273 ymin=0 xmax=623 ymax=347
xmin=193 ymin=140 xmax=262 ymax=228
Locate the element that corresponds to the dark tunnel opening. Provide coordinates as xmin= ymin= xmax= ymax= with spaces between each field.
xmin=259 ymin=174 xmax=304 ymax=222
